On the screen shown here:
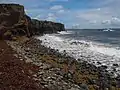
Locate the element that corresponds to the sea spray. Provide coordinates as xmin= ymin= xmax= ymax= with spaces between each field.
xmin=37 ymin=30 xmax=120 ymax=77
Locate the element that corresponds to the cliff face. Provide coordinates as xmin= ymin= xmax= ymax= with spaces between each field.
xmin=32 ymin=19 xmax=65 ymax=34
xmin=0 ymin=4 xmax=65 ymax=40
xmin=0 ymin=4 xmax=32 ymax=40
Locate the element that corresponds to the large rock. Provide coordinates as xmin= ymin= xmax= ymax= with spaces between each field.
xmin=0 ymin=4 xmax=32 ymax=40
xmin=32 ymin=19 xmax=65 ymax=34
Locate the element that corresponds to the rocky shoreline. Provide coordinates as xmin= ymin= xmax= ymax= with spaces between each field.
xmin=7 ymin=37 xmax=120 ymax=90
xmin=0 ymin=3 xmax=120 ymax=90
xmin=0 ymin=40 xmax=47 ymax=90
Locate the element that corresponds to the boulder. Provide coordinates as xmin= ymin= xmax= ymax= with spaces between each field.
xmin=0 ymin=4 xmax=32 ymax=40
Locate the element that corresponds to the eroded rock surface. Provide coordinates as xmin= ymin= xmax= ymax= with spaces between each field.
xmin=0 ymin=4 xmax=32 ymax=40
xmin=32 ymin=19 xmax=65 ymax=34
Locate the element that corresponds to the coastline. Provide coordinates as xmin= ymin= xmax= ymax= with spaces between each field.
xmin=0 ymin=3 xmax=120 ymax=90
xmin=7 ymin=37 xmax=120 ymax=90
xmin=38 ymin=32 xmax=120 ymax=77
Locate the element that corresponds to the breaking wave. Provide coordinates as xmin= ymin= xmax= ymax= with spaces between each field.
xmin=37 ymin=33 xmax=120 ymax=77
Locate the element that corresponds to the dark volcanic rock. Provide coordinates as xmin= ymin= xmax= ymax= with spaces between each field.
xmin=32 ymin=19 xmax=65 ymax=34
xmin=0 ymin=4 xmax=32 ymax=39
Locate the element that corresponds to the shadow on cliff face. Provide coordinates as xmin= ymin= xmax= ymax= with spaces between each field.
xmin=31 ymin=19 xmax=65 ymax=34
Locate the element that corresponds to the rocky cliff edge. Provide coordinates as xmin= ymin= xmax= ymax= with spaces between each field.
xmin=0 ymin=4 xmax=65 ymax=40
xmin=32 ymin=19 xmax=65 ymax=34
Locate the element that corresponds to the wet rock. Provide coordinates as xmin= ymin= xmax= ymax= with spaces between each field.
xmin=80 ymin=84 xmax=89 ymax=90
xmin=26 ymin=58 xmax=33 ymax=63
xmin=40 ymin=64 xmax=52 ymax=70
xmin=88 ymin=78 xmax=96 ymax=85
xmin=63 ymin=72 xmax=73 ymax=81
xmin=97 ymin=61 xmax=101 ymax=65
xmin=38 ymin=71 xmax=44 ymax=75
xmin=68 ymin=87 xmax=79 ymax=90
xmin=40 ymin=81 xmax=48 ymax=86
xmin=113 ymin=64 xmax=119 ymax=67
xmin=33 ymin=74 xmax=37 ymax=78
xmin=99 ymin=65 xmax=108 ymax=71
xmin=20 ymin=58 xmax=23 ymax=61
xmin=13 ymin=54 xmax=18 ymax=58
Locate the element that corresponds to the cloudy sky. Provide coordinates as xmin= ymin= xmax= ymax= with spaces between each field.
xmin=0 ymin=0 xmax=120 ymax=29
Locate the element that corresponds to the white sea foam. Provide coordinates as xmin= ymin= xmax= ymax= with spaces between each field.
xmin=58 ymin=31 xmax=73 ymax=35
xmin=103 ymin=29 xmax=115 ymax=32
xmin=37 ymin=34 xmax=120 ymax=77
xmin=89 ymin=44 xmax=120 ymax=58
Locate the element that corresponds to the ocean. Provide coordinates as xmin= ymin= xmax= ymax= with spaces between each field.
xmin=37 ymin=29 xmax=120 ymax=77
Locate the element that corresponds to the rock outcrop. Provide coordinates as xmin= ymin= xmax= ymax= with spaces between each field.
xmin=0 ymin=4 xmax=65 ymax=40
xmin=32 ymin=19 xmax=65 ymax=34
xmin=0 ymin=4 xmax=32 ymax=40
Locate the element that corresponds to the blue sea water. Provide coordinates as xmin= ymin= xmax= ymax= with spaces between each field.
xmin=60 ymin=29 xmax=120 ymax=47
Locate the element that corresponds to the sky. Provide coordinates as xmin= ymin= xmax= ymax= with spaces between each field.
xmin=0 ymin=0 xmax=120 ymax=29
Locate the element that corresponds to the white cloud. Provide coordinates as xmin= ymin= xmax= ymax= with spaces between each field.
xmin=57 ymin=9 xmax=65 ymax=13
xmin=72 ymin=24 xmax=81 ymax=29
xmin=46 ymin=13 xmax=56 ymax=21
xmin=34 ymin=15 xmax=41 ymax=19
xmin=89 ymin=20 xmax=97 ymax=24
xmin=50 ymin=5 xmax=63 ymax=10
xmin=46 ymin=16 xmax=55 ymax=21
xmin=112 ymin=17 xmax=120 ymax=22
xmin=48 ymin=13 xmax=54 ymax=17
xmin=73 ymin=3 xmax=120 ymax=28
xmin=1 ymin=0 xmax=120 ymax=28
xmin=102 ymin=20 xmax=111 ymax=25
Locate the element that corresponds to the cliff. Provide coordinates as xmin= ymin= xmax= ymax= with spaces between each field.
xmin=0 ymin=4 xmax=33 ymax=40
xmin=0 ymin=4 xmax=65 ymax=40
xmin=32 ymin=19 xmax=65 ymax=35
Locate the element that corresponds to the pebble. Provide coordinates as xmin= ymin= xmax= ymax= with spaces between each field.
xmin=25 ymin=58 xmax=33 ymax=63
xmin=113 ymin=64 xmax=119 ymax=67
xmin=6 ymin=39 xmax=119 ymax=90
xmin=80 ymin=84 xmax=89 ymax=90
xmin=68 ymin=87 xmax=80 ymax=90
